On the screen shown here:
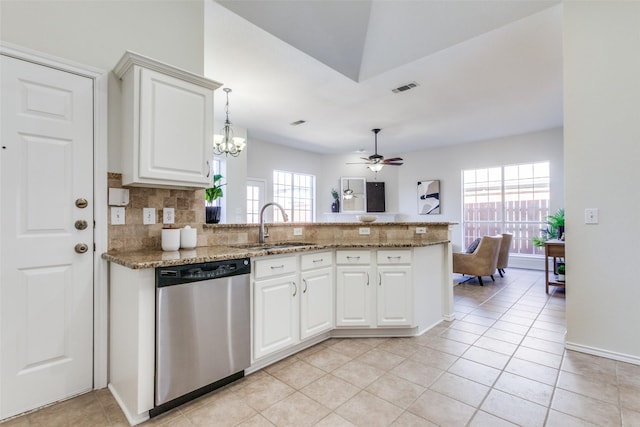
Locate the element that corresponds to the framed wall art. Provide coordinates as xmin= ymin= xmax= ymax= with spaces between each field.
xmin=417 ymin=180 xmax=440 ymax=214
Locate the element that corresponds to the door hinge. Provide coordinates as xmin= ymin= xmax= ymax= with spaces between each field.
xmin=93 ymin=243 xmax=96 ymax=252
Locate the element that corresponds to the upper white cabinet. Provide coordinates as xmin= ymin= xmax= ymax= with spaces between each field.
xmin=114 ymin=51 xmax=222 ymax=188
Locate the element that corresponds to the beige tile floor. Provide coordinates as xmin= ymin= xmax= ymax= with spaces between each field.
xmin=3 ymin=269 xmax=640 ymax=426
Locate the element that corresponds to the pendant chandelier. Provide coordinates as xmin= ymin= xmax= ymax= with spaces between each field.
xmin=343 ymin=179 xmax=355 ymax=200
xmin=213 ymin=88 xmax=246 ymax=157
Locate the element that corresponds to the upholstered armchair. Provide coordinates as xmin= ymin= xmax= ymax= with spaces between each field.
xmin=497 ymin=233 xmax=513 ymax=277
xmin=453 ymin=235 xmax=502 ymax=285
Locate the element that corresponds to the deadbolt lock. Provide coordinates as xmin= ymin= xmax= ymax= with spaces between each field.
xmin=75 ymin=198 xmax=88 ymax=209
xmin=75 ymin=220 xmax=88 ymax=230
xmin=74 ymin=243 xmax=89 ymax=254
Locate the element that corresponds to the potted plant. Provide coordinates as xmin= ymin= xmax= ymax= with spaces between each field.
xmin=556 ymin=262 xmax=565 ymax=282
xmin=331 ymin=188 xmax=340 ymax=213
xmin=205 ymin=174 xmax=225 ymax=224
xmin=532 ymin=208 xmax=565 ymax=247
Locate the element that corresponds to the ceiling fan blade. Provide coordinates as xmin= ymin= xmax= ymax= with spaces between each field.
xmin=346 ymin=162 xmax=370 ymax=165
xmin=360 ymin=157 xmax=372 ymax=161
xmin=384 ymin=157 xmax=403 ymax=162
xmin=385 ymin=162 xmax=404 ymax=166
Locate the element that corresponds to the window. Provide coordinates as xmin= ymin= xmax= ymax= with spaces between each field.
xmin=246 ymin=179 xmax=265 ymax=224
xmin=462 ymin=162 xmax=550 ymax=256
xmin=273 ymin=170 xmax=315 ymax=222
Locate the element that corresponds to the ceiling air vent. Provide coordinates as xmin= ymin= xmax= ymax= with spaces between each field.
xmin=290 ymin=120 xmax=306 ymax=126
xmin=392 ymin=82 xmax=419 ymax=93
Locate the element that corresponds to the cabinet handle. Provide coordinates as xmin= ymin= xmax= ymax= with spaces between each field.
xmin=292 ymin=281 xmax=297 ymax=297
xmin=379 ymin=273 xmax=382 ymax=286
xmin=205 ymin=160 xmax=210 ymax=178
xmin=346 ymin=256 xmax=360 ymax=261
xmin=387 ymin=256 xmax=402 ymax=260
xmin=270 ymin=264 xmax=285 ymax=270
xmin=312 ymin=258 xmax=323 ymax=263
xmin=366 ymin=272 xmax=370 ymax=286
xmin=302 ymin=278 xmax=308 ymax=293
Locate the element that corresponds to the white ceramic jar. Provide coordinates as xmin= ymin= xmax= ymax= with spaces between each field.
xmin=161 ymin=228 xmax=180 ymax=251
xmin=180 ymin=226 xmax=197 ymax=249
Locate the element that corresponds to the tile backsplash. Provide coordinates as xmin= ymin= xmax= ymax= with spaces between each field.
xmin=107 ymin=173 xmax=452 ymax=253
xmin=107 ymin=173 xmax=205 ymax=251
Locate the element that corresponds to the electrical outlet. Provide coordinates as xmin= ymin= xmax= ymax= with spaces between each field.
xmin=416 ymin=227 xmax=426 ymax=234
xmin=111 ymin=207 xmax=125 ymax=225
xmin=293 ymin=227 xmax=303 ymax=236
xmin=359 ymin=227 xmax=370 ymax=235
xmin=163 ymin=208 xmax=175 ymax=224
xmin=585 ymin=208 xmax=599 ymax=224
xmin=143 ymin=208 xmax=156 ymax=225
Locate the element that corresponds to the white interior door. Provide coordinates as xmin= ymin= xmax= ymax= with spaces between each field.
xmin=0 ymin=55 xmax=94 ymax=419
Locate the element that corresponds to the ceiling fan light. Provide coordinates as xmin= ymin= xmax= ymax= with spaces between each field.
xmin=368 ymin=163 xmax=383 ymax=172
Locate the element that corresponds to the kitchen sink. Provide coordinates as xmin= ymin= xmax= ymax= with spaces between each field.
xmin=232 ymin=242 xmax=316 ymax=251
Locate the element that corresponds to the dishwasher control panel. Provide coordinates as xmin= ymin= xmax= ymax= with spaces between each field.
xmin=156 ymin=258 xmax=250 ymax=287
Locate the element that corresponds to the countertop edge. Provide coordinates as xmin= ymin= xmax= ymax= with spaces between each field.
xmin=103 ymin=240 xmax=450 ymax=269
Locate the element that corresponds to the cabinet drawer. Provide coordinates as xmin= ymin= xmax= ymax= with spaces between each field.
xmin=300 ymin=251 xmax=332 ymax=270
xmin=254 ymin=255 xmax=297 ymax=279
xmin=377 ymin=249 xmax=412 ymax=264
xmin=336 ymin=250 xmax=371 ymax=265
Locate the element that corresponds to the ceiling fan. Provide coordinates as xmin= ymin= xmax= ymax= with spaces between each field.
xmin=347 ymin=128 xmax=403 ymax=172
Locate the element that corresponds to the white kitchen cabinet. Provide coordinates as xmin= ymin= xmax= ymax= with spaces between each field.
xmin=376 ymin=249 xmax=414 ymax=327
xmin=252 ymin=256 xmax=300 ymax=360
xmin=300 ymin=251 xmax=334 ymax=339
xmin=336 ymin=249 xmax=414 ymax=328
xmin=377 ymin=266 xmax=413 ymax=327
xmin=335 ymin=250 xmax=374 ymax=327
xmin=114 ymin=51 xmax=221 ymax=188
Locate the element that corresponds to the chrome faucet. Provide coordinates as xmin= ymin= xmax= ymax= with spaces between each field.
xmin=259 ymin=202 xmax=289 ymax=243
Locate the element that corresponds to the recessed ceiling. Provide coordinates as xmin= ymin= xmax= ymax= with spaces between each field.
xmin=207 ymin=0 xmax=563 ymax=155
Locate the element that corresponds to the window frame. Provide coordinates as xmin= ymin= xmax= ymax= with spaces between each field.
xmin=462 ymin=161 xmax=551 ymax=257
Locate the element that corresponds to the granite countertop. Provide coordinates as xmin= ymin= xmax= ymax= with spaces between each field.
xmin=102 ymin=240 xmax=450 ymax=269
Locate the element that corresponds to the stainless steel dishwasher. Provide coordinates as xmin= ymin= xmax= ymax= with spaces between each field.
xmin=151 ymin=258 xmax=251 ymax=417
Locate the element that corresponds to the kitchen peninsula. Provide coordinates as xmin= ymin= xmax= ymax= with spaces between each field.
xmin=103 ymin=221 xmax=455 ymax=426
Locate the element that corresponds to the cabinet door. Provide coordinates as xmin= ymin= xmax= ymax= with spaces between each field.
xmin=253 ymin=275 xmax=299 ymax=360
xmin=336 ymin=266 xmax=373 ymax=327
xmin=137 ymin=68 xmax=212 ymax=187
xmin=300 ymin=267 xmax=334 ymax=339
xmin=377 ymin=266 xmax=414 ymax=327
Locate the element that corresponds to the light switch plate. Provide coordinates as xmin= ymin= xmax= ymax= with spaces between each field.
xmin=163 ymin=208 xmax=175 ymax=224
xmin=293 ymin=227 xmax=303 ymax=236
xmin=111 ymin=207 xmax=125 ymax=225
xmin=143 ymin=208 xmax=156 ymax=225
xmin=416 ymin=227 xmax=426 ymax=234
xmin=585 ymin=208 xmax=599 ymax=224
xmin=359 ymin=227 xmax=370 ymax=235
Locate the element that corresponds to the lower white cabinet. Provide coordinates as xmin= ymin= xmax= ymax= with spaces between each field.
xmin=253 ymin=272 xmax=300 ymax=360
xmin=300 ymin=252 xmax=334 ymax=339
xmin=336 ymin=249 xmax=414 ymax=328
xmin=377 ymin=265 xmax=413 ymax=326
xmin=252 ymin=251 xmax=334 ymax=360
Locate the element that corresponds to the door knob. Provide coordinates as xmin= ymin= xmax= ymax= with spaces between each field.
xmin=75 ymin=220 xmax=88 ymax=230
xmin=75 ymin=198 xmax=88 ymax=209
xmin=74 ymin=243 xmax=88 ymax=254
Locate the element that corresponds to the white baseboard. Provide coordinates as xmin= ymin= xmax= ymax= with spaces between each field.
xmin=108 ymin=384 xmax=149 ymax=426
xmin=509 ymin=255 xmax=545 ymax=271
xmin=565 ymin=341 xmax=640 ymax=366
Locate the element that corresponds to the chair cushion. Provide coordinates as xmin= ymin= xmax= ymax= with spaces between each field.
xmin=466 ymin=238 xmax=481 ymax=253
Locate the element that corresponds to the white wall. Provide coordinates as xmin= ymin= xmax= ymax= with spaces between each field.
xmin=397 ymin=128 xmax=564 ymax=252
xmin=564 ymin=2 xmax=640 ymax=363
xmin=0 ymin=0 xmax=205 ymax=173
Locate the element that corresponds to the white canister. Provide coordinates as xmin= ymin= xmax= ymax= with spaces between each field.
xmin=180 ymin=225 xmax=197 ymax=249
xmin=161 ymin=228 xmax=180 ymax=251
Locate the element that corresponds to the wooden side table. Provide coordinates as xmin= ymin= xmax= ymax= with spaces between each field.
xmin=545 ymin=240 xmax=565 ymax=294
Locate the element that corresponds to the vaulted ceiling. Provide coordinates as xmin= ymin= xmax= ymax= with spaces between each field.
xmin=207 ymin=0 xmax=563 ymax=155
